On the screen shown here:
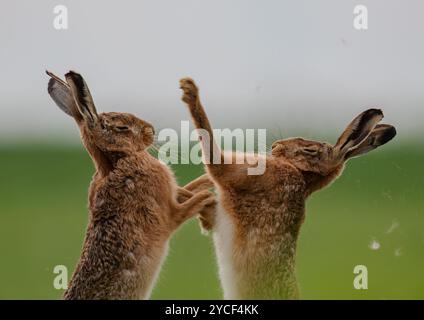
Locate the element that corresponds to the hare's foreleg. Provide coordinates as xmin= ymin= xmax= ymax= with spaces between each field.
xmin=182 ymin=174 xmax=214 ymax=193
xmin=177 ymin=175 xmax=216 ymax=232
xmin=176 ymin=187 xmax=216 ymax=233
xmin=177 ymin=187 xmax=194 ymax=202
xmin=180 ymin=79 xmax=226 ymax=173
xmin=180 ymin=78 xmax=252 ymax=185
xmin=171 ymin=190 xmax=216 ymax=229
xmin=176 ymin=174 xmax=214 ymax=202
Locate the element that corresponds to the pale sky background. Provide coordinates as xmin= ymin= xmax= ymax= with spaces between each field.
xmin=0 ymin=0 xmax=423 ymax=142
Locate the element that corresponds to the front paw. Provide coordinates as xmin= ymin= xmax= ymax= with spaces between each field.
xmin=198 ymin=201 xmax=216 ymax=235
xmin=197 ymin=190 xmax=216 ymax=207
xmin=180 ymin=77 xmax=199 ymax=105
xmin=195 ymin=190 xmax=216 ymax=234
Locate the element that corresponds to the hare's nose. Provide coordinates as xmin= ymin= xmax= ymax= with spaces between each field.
xmin=144 ymin=127 xmax=154 ymax=135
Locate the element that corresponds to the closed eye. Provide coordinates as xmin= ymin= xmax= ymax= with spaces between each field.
xmin=115 ymin=125 xmax=130 ymax=132
xmin=303 ymin=148 xmax=319 ymax=155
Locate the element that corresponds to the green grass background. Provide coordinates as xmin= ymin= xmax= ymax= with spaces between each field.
xmin=0 ymin=142 xmax=423 ymax=299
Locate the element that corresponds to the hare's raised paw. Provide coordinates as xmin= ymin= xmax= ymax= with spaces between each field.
xmin=179 ymin=77 xmax=199 ymax=105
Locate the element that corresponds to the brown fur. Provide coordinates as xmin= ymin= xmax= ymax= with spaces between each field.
xmin=176 ymin=174 xmax=216 ymax=232
xmin=47 ymin=71 xmax=215 ymax=299
xmin=179 ymin=78 xmax=396 ymax=299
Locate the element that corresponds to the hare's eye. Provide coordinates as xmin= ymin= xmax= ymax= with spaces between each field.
xmin=303 ymin=148 xmax=319 ymax=156
xmin=115 ymin=125 xmax=130 ymax=132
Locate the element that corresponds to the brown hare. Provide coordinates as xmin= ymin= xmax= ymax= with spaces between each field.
xmin=179 ymin=77 xmax=396 ymax=300
xmin=46 ymin=71 xmax=215 ymax=300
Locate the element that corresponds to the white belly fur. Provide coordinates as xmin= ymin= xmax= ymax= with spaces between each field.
xmin=212 ymin=191 xmax=238 ymax=299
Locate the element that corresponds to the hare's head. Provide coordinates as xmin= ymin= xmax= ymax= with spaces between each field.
xmin=91 ymin=112 xmax=155 ymax=154
xmin=46 ymin=71 xmax=155 ymax=159
xmin=271 ymin=109 xmax=396 ymax=194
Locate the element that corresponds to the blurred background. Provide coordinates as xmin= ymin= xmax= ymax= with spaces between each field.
xmin=0 ymin=0 xmax=423 ymax=299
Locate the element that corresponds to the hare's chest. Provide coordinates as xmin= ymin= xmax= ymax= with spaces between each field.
xmin=212 ymin=191 xmax=239 ymax=299
xmin=88 ymin=170 xmax=145 ymax=209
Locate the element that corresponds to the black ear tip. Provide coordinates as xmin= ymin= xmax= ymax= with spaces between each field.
xmin=65 ymin=70 xmax=77 ymax=77
xmin=382 ymin=126 xmax=397 ymax=143
xmin=65 ymin=70 xmax=84 ymax=80
xmin=365 ymin=108 xmax=384 ymax=118
xmin=65 ymin=71 xmax=86 ymax=92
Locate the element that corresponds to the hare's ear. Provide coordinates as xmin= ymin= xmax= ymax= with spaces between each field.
xmin=345 ymin=124 xmax=396 ymax=159
xmin=46 ymin=70 xmax=82 ymax=121
xmin=334 ymin=109 xmax=384 ymax=157
xmin=64 ymin=71 xmax=99 ymax=125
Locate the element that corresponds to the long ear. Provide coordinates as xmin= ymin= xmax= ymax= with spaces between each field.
xmin=345 ymin=124 xmax=396 ymax=159
xmin=64 ymin=71 xmax=99 ymax=125
xmin=46 ymin=70 xmax=83 ymax=122
xmin=334 ymin=109 xmax=384 ymax=156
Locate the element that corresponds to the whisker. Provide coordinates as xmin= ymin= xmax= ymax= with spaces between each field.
xmin=150 ymin=144 xmax=160 ymax=152
xmin=150 ymin=141 xmax=193 ymax=164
